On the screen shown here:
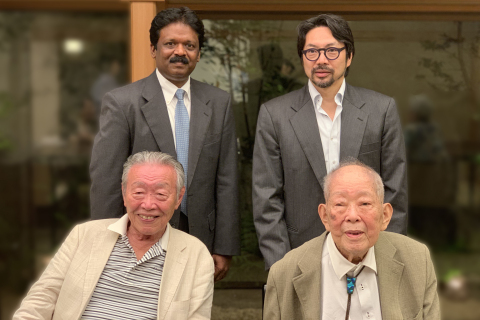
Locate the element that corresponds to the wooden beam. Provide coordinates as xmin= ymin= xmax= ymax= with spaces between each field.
xmin=167 ymin=0 xmax=480 ymax=14
xmin=130 ymin=1 xmax=158 ymax=82
xmin=0 ymin=0 xmax=128 ymax=12
xmin=3 ymin=0 xmax=480 ymax=17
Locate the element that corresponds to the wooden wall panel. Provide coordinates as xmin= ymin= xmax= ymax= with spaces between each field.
xmin=130 ymin=2 xmax=157 ymax=82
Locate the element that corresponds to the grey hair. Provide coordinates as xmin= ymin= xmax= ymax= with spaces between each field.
xmin=322 ymin=158 xmax=384 ymax=202
xmin=122 ymin=151 xmax=185 ymax=197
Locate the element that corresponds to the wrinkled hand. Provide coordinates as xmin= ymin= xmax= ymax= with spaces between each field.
xmin=212 ymin=254 xmax=232 ymax=282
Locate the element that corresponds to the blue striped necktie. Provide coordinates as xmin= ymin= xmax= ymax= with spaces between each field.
xmin=175 ymin=89 xmax=189 ymax=215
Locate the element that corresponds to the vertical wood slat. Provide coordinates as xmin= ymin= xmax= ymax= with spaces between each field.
xmin=130 ymin=1 xmax=158 ymax=82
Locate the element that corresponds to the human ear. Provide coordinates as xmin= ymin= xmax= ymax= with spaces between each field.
xmin=380 ymin=203 xmax=393 ymax=231
xmin=318 ymin=203 xmax=331 ymax=231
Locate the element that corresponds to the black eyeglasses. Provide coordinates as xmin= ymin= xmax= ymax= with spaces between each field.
xmin=302 ymin=47 xmax=346 ymax=61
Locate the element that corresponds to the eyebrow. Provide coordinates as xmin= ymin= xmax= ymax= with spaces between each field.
xmin=130 ymin=182 xmax=169 ymax=189
xmin=330 ymin=190 xmax=374 ymax=197
xmin=305 ymin=42 xmax=339 ymax=49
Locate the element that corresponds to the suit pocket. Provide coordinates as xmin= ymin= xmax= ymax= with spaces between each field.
xmin=203 ymin=132 xmax=221 ymax=146
xmin=165 ymin=300 xmax=190 ymax=320
xmin=358 ymin=141 xmax=381 ymax=172
xmin=208 ymin=210 xmax=216 ymax=231
xmin=359 ymin=141 xmax=381 ymax=154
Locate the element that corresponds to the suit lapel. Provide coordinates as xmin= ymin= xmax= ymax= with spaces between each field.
xmin=375 ymin=233 xmax=405 ymax=319
xmin=290 ymin=86 xmax=327 ymax=186
xmin=157 ymin=227 xmax=187 ymax=320
xmin=187 ymin=80 xmax=212 ymax=188
xmin=141 ymin=72 xmax=177 ymax=157
xmin=340 ymin=84 xmax=368 ymax=159
xmin=292 ymin=234 xmax=326 ymax=320
xmin=78 ymin=229 xmax=119 ymax=316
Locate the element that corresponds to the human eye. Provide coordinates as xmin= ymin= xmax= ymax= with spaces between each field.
xmin=155 ymin=191 xmax=168 ymax=200
xmin=164 ymin=41 xmax=176 ymax=49
xmin=358 ymin=198 xmax=373 ymax=206
xmin=185 ymin=43 xmax=196 ymax=50
xmin=132 ymin=190 xmax=145 ymax=198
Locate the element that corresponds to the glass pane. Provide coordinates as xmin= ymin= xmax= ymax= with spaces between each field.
xmin=1 ymin=13 xmax=479 ymax=320
xmin=0 ymin=11 xmax=128 ymax=318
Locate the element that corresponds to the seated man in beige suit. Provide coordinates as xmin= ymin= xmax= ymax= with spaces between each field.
xmin=264 ymin=159 xmax=440 ymax=320
xmin=14 ymin=151 xmax=214 ymax=320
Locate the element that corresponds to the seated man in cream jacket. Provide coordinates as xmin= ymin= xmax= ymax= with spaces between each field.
xmin=14 ymin=151 xmax=214 ymax=320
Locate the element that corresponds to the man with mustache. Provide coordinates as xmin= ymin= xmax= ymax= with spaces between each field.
xmin=253 ymin=14 xmax=407 ymax=270
xmin=90 ymin=7 xmax=239 ymax=281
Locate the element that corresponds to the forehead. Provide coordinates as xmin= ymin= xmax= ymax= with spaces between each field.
xmin=159 ymin=22 xmax=199 ymax=41
xmin=127 ymin=163 xmax=176 ymax=186
xmin=328 ymin=166 xmax=376 ymax=197
xmin=305 ymin=26 xmax=340 ymax=47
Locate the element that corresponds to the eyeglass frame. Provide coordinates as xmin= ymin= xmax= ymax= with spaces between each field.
xmin=302 ymin=47 xmax=346 ymax=61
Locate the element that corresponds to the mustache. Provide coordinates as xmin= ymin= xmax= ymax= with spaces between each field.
xmin=170 ymin=56 xmax=189 ymax=64
xmin=312 ymin=65 xmax=334 ymax=73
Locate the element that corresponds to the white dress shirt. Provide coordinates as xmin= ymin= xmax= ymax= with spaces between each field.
xmin=321 ymin=233 xmax=382 ymax=320
xmin=155 ymin=69 xmax=191 ymax=146
xmin=308 ymin=79 xmax=346 ymax=173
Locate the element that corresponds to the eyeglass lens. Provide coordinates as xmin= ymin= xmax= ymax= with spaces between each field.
xmin=304 ymin=48 xmax=341 ymax=60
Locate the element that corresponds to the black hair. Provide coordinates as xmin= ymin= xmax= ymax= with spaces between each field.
xmin=150 ymin=7 xmax=205 ymax=50
xmin=297 ymin=14 xmax=354 ymax=76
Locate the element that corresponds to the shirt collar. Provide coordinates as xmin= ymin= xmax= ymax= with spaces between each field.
xmin=308 ymin=78 xmax=346 ymax=112
xmin=155 ymin=68 xmax=191 ymax=105
xmin=326 ymin=232 xmax=377 ymax=280
xmin=108 ymin=213 xmax=170 ymax=252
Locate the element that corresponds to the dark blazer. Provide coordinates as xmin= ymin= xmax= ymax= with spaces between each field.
xmin=264 ymin=232 xmax=440 ymax=320
xmin=253 ymin=83 xmax=407 ymax=268
xmin=89 ymin=71 xmax=240 ymax=256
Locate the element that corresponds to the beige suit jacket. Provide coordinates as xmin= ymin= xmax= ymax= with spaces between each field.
xmin=264 ymin=231 xmax=440 ymax=320
xmin=13 ymin=219 xmax=214 ymax=320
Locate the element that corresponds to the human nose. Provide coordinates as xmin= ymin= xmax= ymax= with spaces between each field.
xmin=316 ymin=50 xmax=329 ymax=64
xmin=174 ymin=44 xmax=186 ymax=56
xmin=141 ymin=193 xmax=156 ymax=210
xmin=344 ymin=204 xmax=361 ymax=223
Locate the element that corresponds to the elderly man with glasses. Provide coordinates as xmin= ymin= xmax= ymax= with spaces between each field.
xmin=253 ymin=13 xmax=408 ymax=270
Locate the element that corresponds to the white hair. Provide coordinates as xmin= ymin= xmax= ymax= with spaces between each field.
xmin=322 ymin=158 xmax=384 ymax=202
xmin=122 ymin=151 xmax=185 ymax=197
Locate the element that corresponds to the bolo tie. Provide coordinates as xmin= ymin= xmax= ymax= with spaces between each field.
xmin=345 ymin=265 xmax=366 ymax=320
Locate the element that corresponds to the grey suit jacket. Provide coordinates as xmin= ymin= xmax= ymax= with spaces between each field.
xmin=253 ymin=83 xmax=407 ymax=268
xmin=13 ymin=219 xmax=215 ymax=320
xmin=264 ymin=232 xmax=440 ymax=320
xmin=89 ymin=71 xmax=240 ymax=256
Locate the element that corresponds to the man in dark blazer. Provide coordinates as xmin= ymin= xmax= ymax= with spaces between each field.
xmin=253 ymin=13 xmax=407 ymax=269
xmin=89 ymin=7 xmax=239 ymax=281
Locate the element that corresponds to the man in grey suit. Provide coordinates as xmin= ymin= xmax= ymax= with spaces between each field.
xmin=253 ymin=13 xmax=407 ymax=269
xmin=90 ymin=7 xmax=239 ymax=281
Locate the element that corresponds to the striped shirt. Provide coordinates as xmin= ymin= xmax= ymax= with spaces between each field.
xmin=82 ymin=214 xmax=169 ymax=320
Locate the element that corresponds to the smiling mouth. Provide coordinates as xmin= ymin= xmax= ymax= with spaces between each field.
xmin=138 ymin=214 xmax=158 ymax=221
